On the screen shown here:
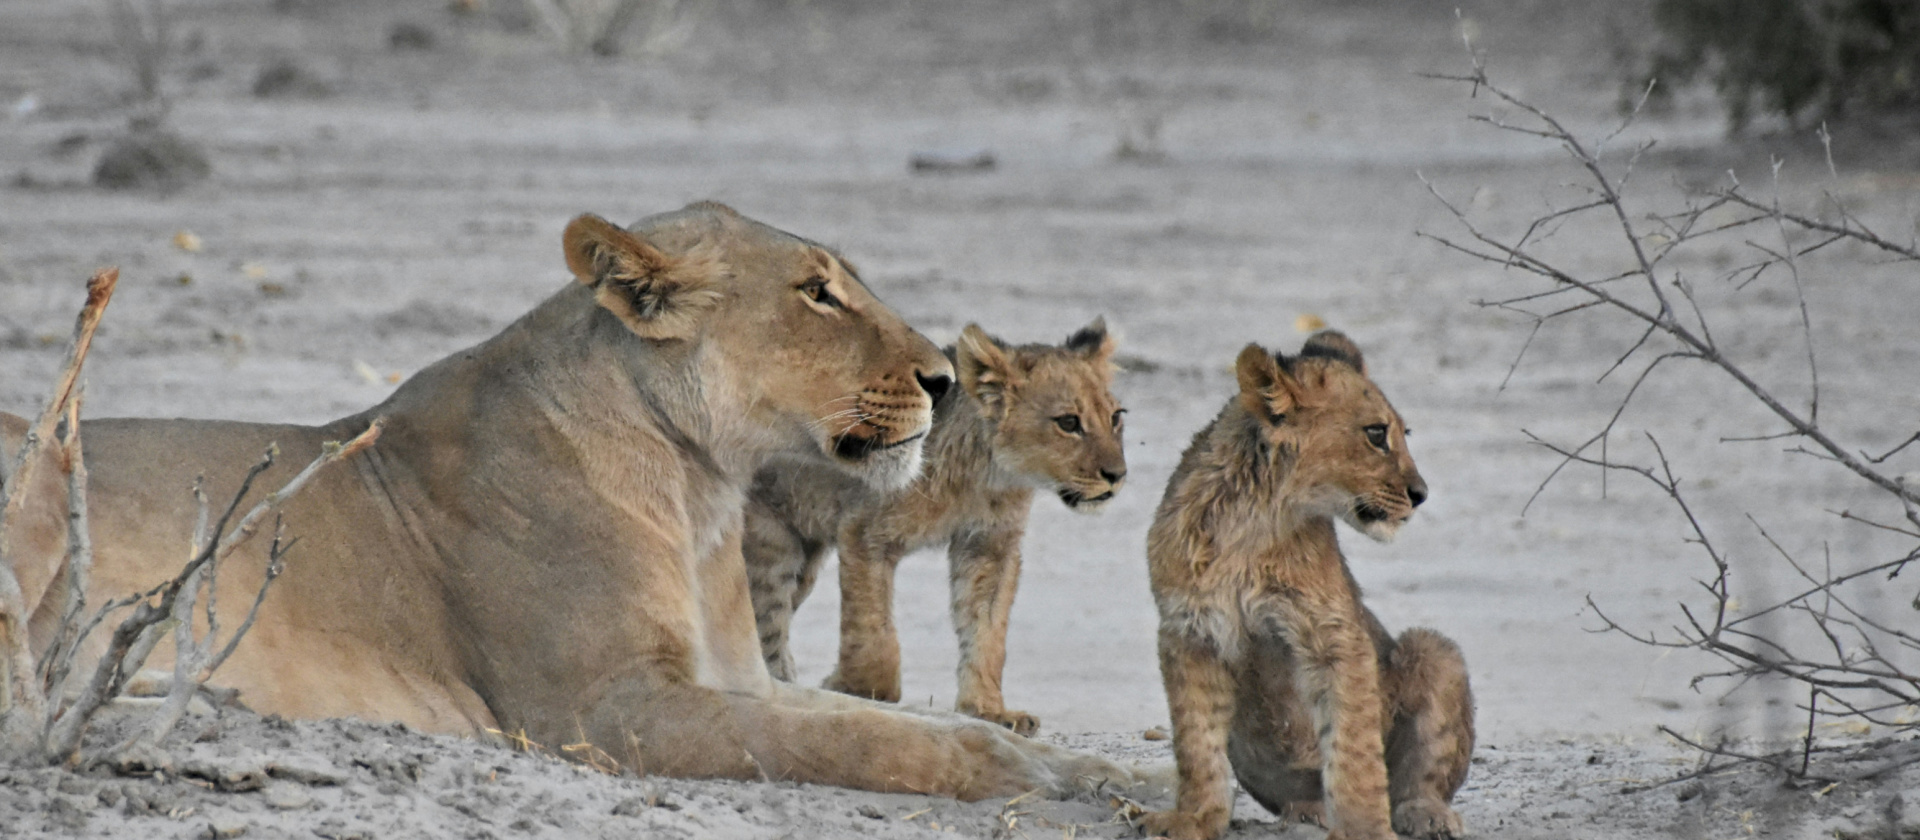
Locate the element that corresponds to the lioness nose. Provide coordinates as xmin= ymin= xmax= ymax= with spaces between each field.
xmin=1407 ymin=479 xmax=1428 ymax=508
xmin=1100 ymin=467 xmax=1126 ymax=485
xmin=915 ymin=370 xmax=952 ymax=402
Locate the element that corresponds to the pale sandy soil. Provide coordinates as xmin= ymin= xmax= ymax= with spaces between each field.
xmin=2 ymin=0 xmax=1917 ymax=837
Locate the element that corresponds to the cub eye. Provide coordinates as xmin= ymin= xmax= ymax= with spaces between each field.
xmin=799 ymin=277 xmax=839 ymax=308
xmin=1111 ymin=408 xmax=1127 ymax=431
xmin=1054 ymin=415 xmax=1083 ymax=434
xmin=1364 ymin=424 xmax=1390 ymax=451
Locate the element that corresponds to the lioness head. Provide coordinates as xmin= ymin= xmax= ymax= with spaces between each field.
xmin=955 ymin=318 xmax=1127 ymax=511
xmin=562 ymin=203 xmax=953 ymax=489
xmin=1234 ymin=330 xmax=1426 ymax=541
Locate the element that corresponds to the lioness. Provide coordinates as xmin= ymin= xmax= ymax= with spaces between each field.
xmin=1 ymin=203 xmax=1141 ymax=799
xmin=745 ymin=319 xmax=1127 ymax=735
xmin=1137 ymin=332 xmax=1473 ymax=840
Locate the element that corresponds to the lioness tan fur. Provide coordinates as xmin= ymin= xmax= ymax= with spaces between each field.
xmin=0 ymin=203 xmax=1145 ymax=799
xmin=1138 ymin=332 xmax=1473 ymax=840
xmin=744 ymin=319 xmax=1127 ymax=735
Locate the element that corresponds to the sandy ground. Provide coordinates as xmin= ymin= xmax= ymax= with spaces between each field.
xmin=2 ymin=0 xmax=1918 ymax=837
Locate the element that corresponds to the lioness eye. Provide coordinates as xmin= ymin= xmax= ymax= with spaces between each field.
xmin=1054 ymin=415 xmax=1083 ymax=434
xmin=1111 ymin=409 xmax=1126 ymax=430
xmin=1364 ymin=424 xmax=1389 ymax=451
xmin=800 ymin=277 xmax=839 ymax=308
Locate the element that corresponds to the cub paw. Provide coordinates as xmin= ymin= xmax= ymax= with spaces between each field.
xmin=1278 ymin=800 xmax=1325 ymax=826
xmin=968 ymin=707 xmax=1040 ymax=737
xmin=1134 ymin=809 xmax=1225 ymax=840
xmin=1392 ymin=798 xmax=1465 ymax=840
xmin=821 ymin=669 xmax=901 ymax=703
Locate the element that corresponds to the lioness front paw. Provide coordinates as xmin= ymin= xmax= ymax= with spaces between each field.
xmin=1134 ymin=809 xmax=1226 ymax=840
xmin=967 ymin=707 xmax=1039 ymax=737
xmin=1392 ymin=798 xmax=1465 ymax=840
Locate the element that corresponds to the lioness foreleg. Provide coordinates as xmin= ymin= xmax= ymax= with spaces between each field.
xmin=948 ymin=525 xmax=1037 ymax=735
xmin=584 ymin=675 xmax=1130 ymax=800
xmin=1382 ymin=627 xmax=1472 ymax=840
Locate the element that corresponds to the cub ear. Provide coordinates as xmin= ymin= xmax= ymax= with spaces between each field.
xmin=563 ymin=213 xmax=724 ymax=341
xmin=957 ymin=323 xmax=1020 ymax=412
xmin=1298 ymin=330 xmax=1366 ymax=376
xmin=1063 ymin=315 xmax=1117 ymax=365
xmin=1235 ymin=343 xmax=1299 ymax=424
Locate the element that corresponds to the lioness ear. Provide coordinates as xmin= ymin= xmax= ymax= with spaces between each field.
xmin=1063 ymin=316 xmax=1116 ymax=363
xmin=563 ymin=213 xmax=724 ymax=341
xmin=957 ymin=324 xmax=1019 ymax=412
xmin=1235 ymin=343 xmax=1299 ymax=424
xmin=1299 ymin=330 xmax=1366 ymax=376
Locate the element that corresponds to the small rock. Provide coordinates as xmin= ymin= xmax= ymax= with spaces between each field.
xmin=388 ymin=21 xmax=435 ymax=50
xmin=262 ymin=782 xmax=312 ymax=811
xmin=610 ymin=796 xmax=650 ymax=817
xmin=205 ymin=816 xmax=249 ymax=839
xmin=267 ymin=754 xmax=345 ymax=787
xmin=909 ymin=147 xmax=996 ymax=174
xmin=1142 ymin=726 xmax=1169 ymax=741
xmin=182 ymin=758 xmax=269 ymax=793
xmin=252 ymin=58 xmax=333 ymax=98
xmin=857 ymin=804 xmax=885 ymax=819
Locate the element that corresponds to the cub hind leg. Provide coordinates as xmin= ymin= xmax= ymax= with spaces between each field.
xmin=1382 ymin=627 xmax=1473 ymax=840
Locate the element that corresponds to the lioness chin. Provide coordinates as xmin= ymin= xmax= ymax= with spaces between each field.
xmin=0 ymin=202 xmax=1143 ymax=801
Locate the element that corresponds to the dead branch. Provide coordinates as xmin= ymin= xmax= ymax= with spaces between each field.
xmin=111 ymin=418 xmax=382 ymax=758
xmin=1427 ymin=59 xmax=1920 ymax=779
xmin=0 ymin=268 xmax=116 ymax=756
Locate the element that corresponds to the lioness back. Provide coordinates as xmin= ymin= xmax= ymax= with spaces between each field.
xmin=745 ymin=318 xmax=1127 ymax=735
xmin=1138 ymin=331 xmax=1472 ymax=840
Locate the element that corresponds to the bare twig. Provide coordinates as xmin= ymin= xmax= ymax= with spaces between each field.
xmin=1427 ymin=59 xmax=1920 ymax=779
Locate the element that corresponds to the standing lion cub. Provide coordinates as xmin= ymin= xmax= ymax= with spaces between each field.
xmin=1138 ymin=332 xmax=1473 ymax=840
xmin=745 ymin=319 xmax=1127 ymax=735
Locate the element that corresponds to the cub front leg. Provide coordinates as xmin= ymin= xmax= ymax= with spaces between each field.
xmin=823 ymin=524 xmax=905 ymax=702
xmin=948 ymin=525 xmax=1038 ymax=735
xmin=1291 ymin=620 xmax=1395 ymax=840
xmin=1137 ymin=631 xmax=1237 ymax=840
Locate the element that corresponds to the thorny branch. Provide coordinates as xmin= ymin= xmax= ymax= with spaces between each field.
xmin=1424 ymin=61 xmax=1920 ymax=782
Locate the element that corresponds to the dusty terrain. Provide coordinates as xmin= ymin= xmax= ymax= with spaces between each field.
xmin=2 ymin=0 xmax=1917 ymax=837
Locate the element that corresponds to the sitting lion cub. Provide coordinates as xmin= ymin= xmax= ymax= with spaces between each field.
xmin=745 ymin=319 xmax=1127 ymax=735
xmin=1138 ymin=332 xmax=1473 ymax=840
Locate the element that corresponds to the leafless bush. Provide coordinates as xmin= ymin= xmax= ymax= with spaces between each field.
xmin=1421 ymin=59 xmax=1920 ymax=782
xmin=105 ymin=0 xmax=170 ymax=111
xmin=521 ymin=0 xmax=704 ymax=56
xmin=0 ymin=268 xmax=380 ymax=767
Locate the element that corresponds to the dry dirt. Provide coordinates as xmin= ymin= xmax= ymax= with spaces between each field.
xmin=2 ymin=1 xmax=1917 ymax=838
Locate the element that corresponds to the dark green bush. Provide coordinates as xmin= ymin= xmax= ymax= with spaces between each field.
xmin=1640 ymin=0 xmax=1920 ymax=129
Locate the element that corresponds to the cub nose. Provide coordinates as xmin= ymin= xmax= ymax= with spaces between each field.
xmin=915 ymin=370 xmax=953 ymax=402
xmin=1406 ymin=479 xmax=1428 ymax=508
xmin=1100 ymin=467 xmax=1127 ymax=485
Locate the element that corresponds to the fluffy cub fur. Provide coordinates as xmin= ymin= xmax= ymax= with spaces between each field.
xmin=1138 ymin=332 xmax=1473 ymax=840
xmin=745 ymin=319 xmax=1126 ymax=735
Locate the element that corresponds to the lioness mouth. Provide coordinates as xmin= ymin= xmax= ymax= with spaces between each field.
xmin=1059 ymin=488 xmax=1114 ymax=508
xmin=832 ymin=430 xmax=925 ymax=461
